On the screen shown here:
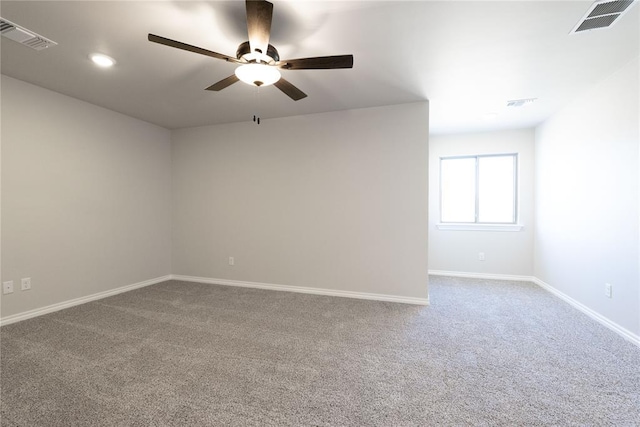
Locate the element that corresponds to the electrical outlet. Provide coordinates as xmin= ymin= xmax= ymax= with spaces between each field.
xmin=21 ymin=277 xmax=31 ymax=291
xmin=478 ymin=252 xmax=485 ymax=261
xmin=605 ymin=283 xmax=612 ymax=298
xmin=3 ymin=281 xmax=14 ymax=295
xmin=229 ymin=256 xmax=235 ymax=266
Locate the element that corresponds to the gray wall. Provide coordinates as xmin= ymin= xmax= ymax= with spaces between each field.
xmin=171 ymin=103 xmax=430 ymax=299
xmin=534 ymin=58 xmax=640 ymax=336
xmin=1 ymin=76 xmax=172 ymax=318
xmin=428 ymin=128 xmax=535 ymax=276
xmin=3 ymin=59 xmax=638 ymax=341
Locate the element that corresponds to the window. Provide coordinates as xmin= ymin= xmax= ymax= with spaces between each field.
xmin=440 ymin=154 xmax=518 ymax=224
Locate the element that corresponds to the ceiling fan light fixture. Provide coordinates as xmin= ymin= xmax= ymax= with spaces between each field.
xmin=235 ymin=63 xmax=280 ymax=87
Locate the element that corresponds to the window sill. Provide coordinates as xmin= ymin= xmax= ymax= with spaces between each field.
xmin=436 ymin=223 xmax=524 ymax=232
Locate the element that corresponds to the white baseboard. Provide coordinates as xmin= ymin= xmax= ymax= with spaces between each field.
xmin=531 ymin=277 xmax=640 ymax=348
xmin=429 ymin=270 xmax=640 ymax=348
xmin=429 ymin=270 xmax=534 ymax=282
xmin=4 ymin=272 xmax=637 ymax=348
xmin=0 ymin=275 xmax=172 ymax=327
xmin=171 ymin=275 xmax=430 ymax=306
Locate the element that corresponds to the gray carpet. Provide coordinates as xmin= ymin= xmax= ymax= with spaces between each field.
xmin=1 ymin=276 xmax=639 ymax=426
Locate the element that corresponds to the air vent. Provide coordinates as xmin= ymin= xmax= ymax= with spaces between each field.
xmin=0 ymin=17 xmax=57 ymax=50
xmin=571 ymin=0 xmax=638 ymax=33
xmin=507 ymin=98 xmax=537 ymax=108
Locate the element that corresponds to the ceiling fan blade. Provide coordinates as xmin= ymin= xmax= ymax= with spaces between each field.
xmin=246 ymin=0 xmax=273 ymax=57
xmin=279 ymin=55 xmax=354 ymax=70
xmin=205 ymin=75 xmax=240 ymax=91
xmin=274 ymin=78 xmax=307 ymax=101
xmin=148 ymin=34 xmax=239 ymax=63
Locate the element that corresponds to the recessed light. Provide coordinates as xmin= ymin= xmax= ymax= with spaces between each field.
xmin=90 ymin=53 xmax=116 ymax=68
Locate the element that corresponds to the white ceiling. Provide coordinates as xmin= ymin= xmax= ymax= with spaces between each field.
xmin=1 ymin=1 xmax=638 ymax=133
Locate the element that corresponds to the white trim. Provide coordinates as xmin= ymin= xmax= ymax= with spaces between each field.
xmin=531 ymin=277 xmax=640 ymax=348
xmin=171 ymin=275 xmax=430 ymax=306
xmin=0 ymin=275 xmax=172 ymax=327
xmin=429 ymin=270 xmax=534 ymax=282
xmin=4 ymin=272 xmax=636 ymax=348
xmin=436 ymin=223 xmax=524 ymax=232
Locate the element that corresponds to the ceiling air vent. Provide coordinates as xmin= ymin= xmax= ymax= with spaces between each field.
xmin=571 ymin=0 xmax=638 ymax=33
xmin=0 ymin=17 xmax=57 ymax=50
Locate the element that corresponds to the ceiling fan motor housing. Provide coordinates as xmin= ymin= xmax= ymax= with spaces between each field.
xmin=236 ymin=41 xmax=280 ymax=63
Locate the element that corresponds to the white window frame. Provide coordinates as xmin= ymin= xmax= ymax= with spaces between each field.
xmin=437 ymin=153 xmax=523 ymax=232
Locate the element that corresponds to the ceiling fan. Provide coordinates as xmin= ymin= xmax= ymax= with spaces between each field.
xmin=148 ymin=0 xmax=354 ymax=101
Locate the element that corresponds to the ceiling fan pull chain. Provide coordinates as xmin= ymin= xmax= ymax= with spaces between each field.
xmin=253 ymin=86 xmax=262 ymax=125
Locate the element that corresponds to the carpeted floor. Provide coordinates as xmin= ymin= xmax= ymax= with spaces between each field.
xmin=1 ymin=276 xmax=639 ymax=426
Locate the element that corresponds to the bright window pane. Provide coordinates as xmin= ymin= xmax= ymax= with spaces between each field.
xmin=440 ymin=154 xmax=518 ymax=224
xmin=441 ymin=158 xmax=476 ymax=222
xmin=478 ymin=156 xmax=515 ymax=223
